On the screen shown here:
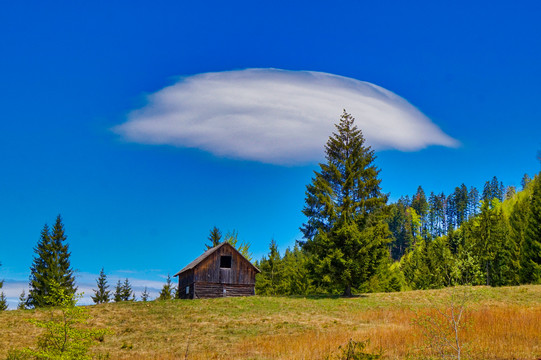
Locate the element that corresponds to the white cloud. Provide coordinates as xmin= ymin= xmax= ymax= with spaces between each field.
xmin=114 ymin=68 xmax=458 ymax=165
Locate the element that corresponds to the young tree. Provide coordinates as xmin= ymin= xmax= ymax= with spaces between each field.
xmin=10 ymin=279 xmax=110 ymax=359
xmin=255 ymin=239 xmax=283 ymax=295
xmin=18 ymin=290 xmax=28 ymax=310
xmin=141 ymin=287 xmax=150 ymax=302
xmin=91 ymin=268 xmax=110 ymax=304
xmin=114 ymin=280 xmax=123 ymax=302
xmin=158 ymin=274 xmax=175 ymax=300
xmin=121 ymin=278 xmax=135 ymax=301
xmin=27 ymin=215 xmax=76 ymax=308
xmin=301 ymin=111 xmax=391 ymax=296
xmin=206 ymin=226 xmax=222 ymax=250
xmin=0 ymin=262 xmax=6 ymax=311
xmin=0 ymin=292 xmax=7 ymax=311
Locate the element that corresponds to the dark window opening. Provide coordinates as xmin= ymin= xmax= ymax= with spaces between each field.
xmin=220 ymin=255 xmax=232 ymax=268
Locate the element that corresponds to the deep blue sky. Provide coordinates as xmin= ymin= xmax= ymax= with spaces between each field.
xmin=1 ymin=1 xmax=540 ymax=306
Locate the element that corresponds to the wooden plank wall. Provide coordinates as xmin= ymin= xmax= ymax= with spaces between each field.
xmin=178 ymin=269 xmax=194 ymax=289
xmin=176 ymin=243 xmax=258 ymax=299
xmin=193 ymin=245 xmax=257 ymax=285
xmin=177 ymin=282 xmax=194 ymax=299
xmin=194 ymin=282 xmax=255 ymax=298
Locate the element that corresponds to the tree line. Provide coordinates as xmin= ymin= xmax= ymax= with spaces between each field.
xmin=256 ymin=110 xmax=541 ymax=295
xmin=2 ymin=215 xmax=177 ymax=311
xmin=3 ymin=217 xmax=253 ymax=310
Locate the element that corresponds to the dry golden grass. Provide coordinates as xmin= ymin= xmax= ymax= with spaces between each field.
xmin=1 ymin=285 xmax=540 ymax=359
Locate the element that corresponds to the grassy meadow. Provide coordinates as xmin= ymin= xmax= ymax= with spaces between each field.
xmin=1 ymin=285 xmax=540 ymax=359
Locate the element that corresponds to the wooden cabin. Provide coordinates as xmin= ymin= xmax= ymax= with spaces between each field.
xmin=174 ymin=242 xmax=260 ymax=299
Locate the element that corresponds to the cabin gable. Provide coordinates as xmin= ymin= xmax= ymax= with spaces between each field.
xmin=175 ymin=242 xmax=259 ymax=299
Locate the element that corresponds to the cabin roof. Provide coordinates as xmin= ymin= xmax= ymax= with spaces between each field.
xmin=173 ymin=242 xmax=260 ymax=277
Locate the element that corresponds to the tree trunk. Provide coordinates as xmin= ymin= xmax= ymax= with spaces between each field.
xmin=343 ymin=284 xmax=352 ymax=297
xmin=486 ymin=261 xmax=490 ymax=286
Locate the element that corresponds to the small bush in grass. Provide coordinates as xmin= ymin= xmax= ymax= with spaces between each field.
xmin=326 ymin=338 xmax=382 ymax=360
xmin=8 ymin=279 xmax=111 ymax=360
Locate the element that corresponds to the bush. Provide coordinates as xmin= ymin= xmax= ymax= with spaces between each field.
xmin=10 ymin=280 xmax=111 ymax=359
xmin=326 ymin=339 xmax=382 ymax=360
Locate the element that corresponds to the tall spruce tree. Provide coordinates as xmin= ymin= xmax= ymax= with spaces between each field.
xmin=472 ymin=199 xmax=508 ymax=286
xmin=521 ymin=174 xmax=541 ymax=283
xmin=205 ymin=226 xmax=222 ymax=250
xmin=468 ymin=186 xmax=480 ymax=219
xmin=453 ymin=184 xmax=469 ymax=227
xmin=301 ymin=111 xmax=391 ymax=296
xmin=411 ymin=186 xmax=429 ymax=239
xmin=91 ymin=268 xmax=110 ymax=304
xmin=28 ymin=216 xmax=76 ymax=308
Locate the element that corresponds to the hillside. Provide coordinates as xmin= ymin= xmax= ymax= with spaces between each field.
xmin=1 ymin=286 xmax=540 ymax=359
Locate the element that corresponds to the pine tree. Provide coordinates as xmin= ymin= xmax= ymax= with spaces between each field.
xmin=91 ymin=268 xmax=110 ymax=304
xmin=114 ymin=280 xmax=123 ymax=302
xmin=27 ymin=216 xmax=77 ymax=308
xmin=17 ymin=290 xmax=27 ymax=310
xmin=467 ymin=186 xmax=480 ymax=219
xmin=301 ymin=111 xmax=391 ymax=296
xmin=411 ymin=186 xmax=429 ymax=239
xmin=158 ymin=274 xmax=175 ymax=300
xmin=453 ymin=184 xmax=469 ymax=227
xmin=505 ymin=185 xmax=517 ymax=200
xmin=280 ymin=245 xmax=312 ymax=295
xmin=0 ymin=292 xmax=7 ymax=311
xmin=473 ymin=199 xmax=508 ymax=286
xmin=255 ymin=239 xmax=283 ymax=295
xmin=428 ymin=192 xmax=446 ymax=237
xmin=206 ymin=226 xmax=222 ymax=250
xmin=0 ymin=264 xmax=7 ymax=311
xmin=0 ymin=263 xmax=5 ymax=311
xmin=509 ymin=186 xmax=531 ymax=284
xmin=387 ymin=198 xmax=412 ymax=260
xmin=521 ymin=174 xmax=541 ymax=283
xmin=483 ymin=176 xmax=504 ymax=202
xmin=141 ymin=287 xmax=150 ymax=302
xmin=521 ymin=173 xmax=532 ymax=190
xmin=121 ymin=278 xmax=134 ymax=301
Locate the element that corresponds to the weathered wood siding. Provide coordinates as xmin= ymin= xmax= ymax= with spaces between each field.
xmin=177 ymin=282 xmax=194 ymax=300
xmin=178 ymin=269 xmax=194 ymax=289
xmin=193 ymin=282 xmax=255 ymax=299
xmin=193 ymin=245 xmax=257 ymax=285
xmin=176 ymin=243 xmax=258 ymax=299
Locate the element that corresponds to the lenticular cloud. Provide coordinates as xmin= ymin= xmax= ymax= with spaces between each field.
xmin=114 ymin=68 xmax=458 ymax=165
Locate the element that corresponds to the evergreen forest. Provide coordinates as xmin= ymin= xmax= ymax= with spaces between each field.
xmin=256 ymin=111 xmax=541 ymax=295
